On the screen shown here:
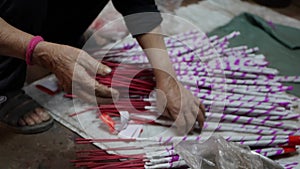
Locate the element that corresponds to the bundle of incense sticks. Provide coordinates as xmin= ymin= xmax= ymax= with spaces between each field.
xmin=73 ymin=136 xmax=299 ymax=169
xmin=67 ymin=30 xmax=300 ymax=168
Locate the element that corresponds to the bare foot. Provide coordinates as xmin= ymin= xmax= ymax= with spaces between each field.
xmin=18 ymin=107 xmax=51 ymax=126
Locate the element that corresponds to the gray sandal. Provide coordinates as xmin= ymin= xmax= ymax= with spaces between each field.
xmin=0 ymin=90 xmax=53 ymax=134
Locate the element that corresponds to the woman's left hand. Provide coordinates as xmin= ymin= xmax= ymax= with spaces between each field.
xmin=156 ymin=77 xmax=206 ymax=135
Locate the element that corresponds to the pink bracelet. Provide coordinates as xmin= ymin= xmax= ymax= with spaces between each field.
xmin=25 ymin=36 xmax=44 ymax=65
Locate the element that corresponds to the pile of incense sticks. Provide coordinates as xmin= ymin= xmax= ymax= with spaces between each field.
xmin=73 ymin=135 xmax=300 ymax=169
xmin=69 ymin=30 xmax=300 ymax=169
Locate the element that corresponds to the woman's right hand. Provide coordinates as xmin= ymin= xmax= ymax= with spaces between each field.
xmin=32 ymin=42 xmax=119 ymax=104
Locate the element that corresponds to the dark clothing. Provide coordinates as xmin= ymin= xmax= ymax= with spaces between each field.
xmin=0 ymin=0 xmax=162 ymax=91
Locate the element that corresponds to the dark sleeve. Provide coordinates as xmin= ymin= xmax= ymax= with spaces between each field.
xmin=111 ymin=0 xmax=162 ymax=37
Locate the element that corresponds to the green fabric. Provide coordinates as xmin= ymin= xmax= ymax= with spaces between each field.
xmin=209 ymin=13 xmax=300 ymax=97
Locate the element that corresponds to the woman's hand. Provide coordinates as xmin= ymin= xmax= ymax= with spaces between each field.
xmin=32 ymin=42 xmax=119 ymax=104
xmin=135 ymin=26 xmax=206 ymax=134
xmin=156 ymin=77 xmax=206 ymax=135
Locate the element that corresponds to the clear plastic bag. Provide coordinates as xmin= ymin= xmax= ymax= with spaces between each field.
xmin=87 ymin=1 xmax=129 ymax=47
xmin=175 ymin=136 xmax=284 ymax=169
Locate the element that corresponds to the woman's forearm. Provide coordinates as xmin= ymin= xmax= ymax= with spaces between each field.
xmin=135 ymin=26 xmax=177 ymax=87
xmin=0 ymin=17 xmax=34 ymax=59
xmin=0 ymin=18 xmax=119 ymax=104
xmin=136 ymin=26 xmax=206 ymax=134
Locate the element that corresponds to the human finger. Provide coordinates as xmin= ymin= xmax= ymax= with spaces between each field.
xmin=161 ymin=109 xmax=172 ymax=119
xmin=184 ymin=108 xmax=197 ymax=133
xmin=76 ymin=89 xmax=115 ymax=104
xmin=172 ymin=110 xmax=187 ymax=135
xmin=74 ymin=66 xmax=119 ymax=99
xmin=200 ymin=102 xmax=206 ymax=117
xmin=78 ymin=52 xmax=112 ymax=76
xmin=195 ymin=99 xmax=206 ymax=118
xmin=194 ymin=104 xmax=205 ymax=130
xmin=155 ymin=89 xmax=168 ymax=117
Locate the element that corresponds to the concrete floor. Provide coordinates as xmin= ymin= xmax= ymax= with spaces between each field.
xmin=0 ymin=123 xmax=96 ymax=169
xmin=1 ymin=1 xmax=300 ymax=169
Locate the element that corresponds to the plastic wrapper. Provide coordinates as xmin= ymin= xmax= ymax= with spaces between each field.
xmin=87 ymin=1 xmax=129 ymax=47
xmin=175 ymin=136 xmax=284 ymax=169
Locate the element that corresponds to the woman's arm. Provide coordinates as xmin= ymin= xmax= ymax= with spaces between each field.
xmin=0 ymin=18 xmax=33 ymax=58
xmin=136 ymin=26 xmax=205 ymax=134
xmin=0 ymin=17 xmax=119 ymax=103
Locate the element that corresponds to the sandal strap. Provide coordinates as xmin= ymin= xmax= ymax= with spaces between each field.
xmin=0 ymin=90 xmax=41 ymax=125
xmin=7 ymin=100 xmax=41 ymax=125
xmin=0 ymin=91 xmax=30 ymax=118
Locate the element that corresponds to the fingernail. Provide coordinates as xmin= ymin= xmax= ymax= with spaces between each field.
xmin=105 ymin=67 xmax=112 ymax=74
